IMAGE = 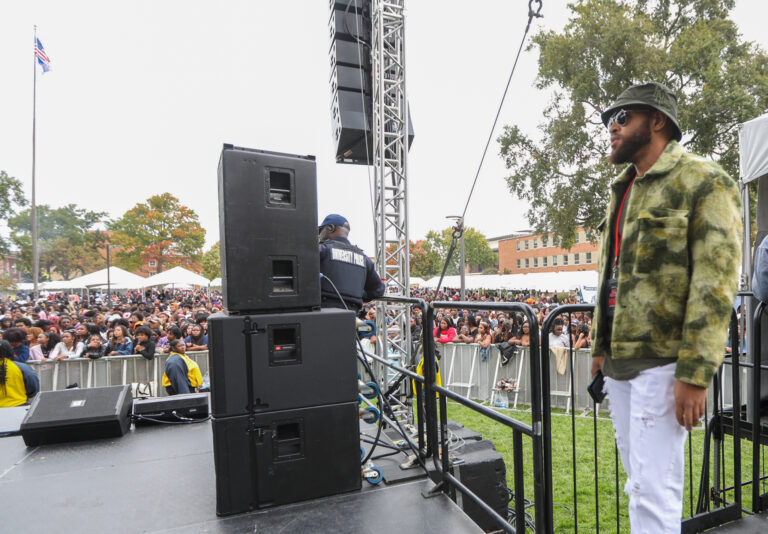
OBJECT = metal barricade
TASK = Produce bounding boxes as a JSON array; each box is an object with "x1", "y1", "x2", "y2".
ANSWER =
[
  {"x1": 27, "y1": 351, "x2": 210, "y2": 398},
  {"x1": 683, "y1": 304, "x2": 768, "y2": 531},
  {"x1": 426, "y1": 301, "x2": 548, "y2": 533},
  {"x1": 540, "y1": 304, "x2": 765, "y2": 533}
]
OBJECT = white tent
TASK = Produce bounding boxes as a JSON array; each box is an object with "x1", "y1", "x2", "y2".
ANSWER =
[
  {"x1": 67, "y1": 267, "x2": 147, "y2": 289},
  {"x1": 739, "y1": 113, "x2": 768, "y2": 183},
  {"x1": 421, "y1": 271, "x2": 598, "y2": 293},
  {"x1": 209, "y1": 277, "x2": 222, "y2": 287},
  {"x1": 409, "y1": 277, "x2": 427, "y2": 286},
  {"x1": 143, "y1": 266, "x2": 210, "y2": 288}
]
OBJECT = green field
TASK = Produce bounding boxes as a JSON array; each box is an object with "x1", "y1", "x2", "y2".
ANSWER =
[{"x1": 439, "y1": 401, "x2": 766, "y2": 533}]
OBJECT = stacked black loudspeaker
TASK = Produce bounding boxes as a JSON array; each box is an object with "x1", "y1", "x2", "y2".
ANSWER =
[{"x1": 210, "y1": 145, "x2": 362, "y2": 516}]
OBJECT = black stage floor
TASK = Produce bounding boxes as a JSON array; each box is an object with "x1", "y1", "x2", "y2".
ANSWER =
[
  {"x1": 705, "y1": 511, "x2": 768, "y2": 533},
  {"x1": 0, "y1": 420, "x2": 482, "y2": 534}
]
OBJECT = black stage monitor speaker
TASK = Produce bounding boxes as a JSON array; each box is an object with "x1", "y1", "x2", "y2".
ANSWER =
[
  {"x1": 428, "y1": 439, "x2": 509, "y2": 532},
  {"x1": 212, "y1": 401, "x2": 362, "y2": 516},
  {"x1": 20, "y1": 385, "x2": 132, "y2": 447},
  {"x1": 132, "y1": 393, "x2": 209, "y2": 425},
  {"x1": 207, "y1": 308, "x2": 358, "y2": 418},
  {"x1": 218, "y1": 146, "x2": 320, "y2": 314}
]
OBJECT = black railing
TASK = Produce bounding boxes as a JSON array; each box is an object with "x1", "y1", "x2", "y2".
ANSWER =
[
  {"x1": 427, "y1": 301, "x2": 547, "y2": 533},
  {"x1": 367, "y1": 297, "x2": 766, "y2": 532},
  {"x1": 540, "y1": 304, "x2": 623, "y2": 533},
  {"x1": 686, "y1": 302, "x2": 768, "y2": 531},
  {"x1": 683, "y1": 311, "x2": 743, "y2": 532},
  {"x1": 540, "y1": 305, "x2": 766, "y2": 533}
]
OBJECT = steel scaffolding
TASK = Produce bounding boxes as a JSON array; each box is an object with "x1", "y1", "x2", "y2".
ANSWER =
[{"x1": 372, "y1": 0, "x2": 412, "y2": 374}]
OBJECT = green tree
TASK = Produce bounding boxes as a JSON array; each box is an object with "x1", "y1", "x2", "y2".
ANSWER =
[
  {"x1": 109, "y1": 193, "x2": 206, "y2": 273},
  {"x1": 9, "y1": 204, "x2": 107, "y2": 280},
  {"x1": 201, "y1": 241, "x2": 221, "y2": 280},
  {"x1": 409, "y1": 239, "x2": 441, "y2": 279},
  {"x1": 0, "y1": 170, "x2": 28, "y2": 254},
  {"x1": 423, "y1": 227, "x2": 496, "y2": 276},
  {"x1": 498, "y1": 0, "x2": 768, "y2": 248}
]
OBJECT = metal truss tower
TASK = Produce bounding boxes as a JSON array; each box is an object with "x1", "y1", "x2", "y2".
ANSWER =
[{"x1": 372, "y1": 0, "x2": 411, "y2": 372}]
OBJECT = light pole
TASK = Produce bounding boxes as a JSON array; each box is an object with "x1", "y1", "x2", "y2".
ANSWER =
[
  {"x1": 447, "y1": 216, "x2": 466, "y2": 301},
  {"x1": 106, "y1": 245, "x2": 122, "y2": 298}
]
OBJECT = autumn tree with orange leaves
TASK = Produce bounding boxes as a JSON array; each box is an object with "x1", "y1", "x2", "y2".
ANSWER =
[{"x1": 109, "y1": 193, "x2": 205, "y2": 273}]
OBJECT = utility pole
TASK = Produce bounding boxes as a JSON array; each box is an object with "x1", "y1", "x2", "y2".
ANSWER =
[
  {"x1": 459, "y1": 230, "x2": 466, "y2": 301},
  {"x1": 106, "y1": 244, "x2": 121, "y2": 298},
  {"x1": 447, "y1": 216, "x2": 466, "y2": 301}
]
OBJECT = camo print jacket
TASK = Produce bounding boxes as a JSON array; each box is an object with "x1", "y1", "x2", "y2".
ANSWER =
[{"x1": 591, "y1": 141, "x2": 742, "y2": 388}]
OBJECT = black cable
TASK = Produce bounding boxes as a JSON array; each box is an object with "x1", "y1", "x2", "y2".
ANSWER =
[
  {"x1": 357, "y1": 343, "x2": 426, "y2": 470},
  {"x1": 320, "y1": 273, "x2": 386, "y2": 465},
  {"x1": 459, "y1": 0, "x2": 543, "y2": 220},
  {"x1": 132, "y1": 413, "x2": 211, "y2": 425},
  {"x1": 323, "y1": 272, "x2": 426, "y2": 470},
  {"x1": 360, "y1": 437, "x2": 400, "y2": 451},
  {"x1": 371, "y1": 450, "x2": 402, "y2": 461}
]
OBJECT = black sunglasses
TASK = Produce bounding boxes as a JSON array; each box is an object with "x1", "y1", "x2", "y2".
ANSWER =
[{"x1": 606, "y1": 108, "x2": 651, "y2": 129}]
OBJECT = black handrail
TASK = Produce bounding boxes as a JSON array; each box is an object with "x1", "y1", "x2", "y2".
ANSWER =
[
  {"x1": 426, "y1": 300, "x2": 546, "y2": 533},
  {"x1": 752, "y1": 300, "x2": 766, "y2": 512},
  {"x1": 540, "y1": 304, "x2": 600, "y2": 533}
]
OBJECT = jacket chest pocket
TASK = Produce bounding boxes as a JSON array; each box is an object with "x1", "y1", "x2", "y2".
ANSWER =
[{"x1": 632, "y1": 209, "x2": 689, "y2": 276}]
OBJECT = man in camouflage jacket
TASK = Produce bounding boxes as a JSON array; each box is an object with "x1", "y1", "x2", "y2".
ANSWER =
[{"x1": 591, "y1": 82, "x2": 742, "y2": 533}]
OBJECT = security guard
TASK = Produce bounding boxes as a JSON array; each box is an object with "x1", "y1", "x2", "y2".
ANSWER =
[
  {"x1": 0, "y1": 340, "x2": 40, "y2": 407},
  {"x1": 318, "y1": 214, "x2": 385, "y2": 312}
]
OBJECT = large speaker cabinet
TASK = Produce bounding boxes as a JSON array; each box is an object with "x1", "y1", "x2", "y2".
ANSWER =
[
  {"x1": 20, "y1": 385, "x2": 132, "y2": 446},
  {"x1": 427, "y1": 439, "x2": 509, "y2": 532},
  {"x1": 212, "y1": 401, "x2": 362, "y2": 516},
  {"x1": 207, "y1": 308, "x2": 358, "y2": 418},
  {"x1": 217, "y1": 145, "x2": 320, "y2": 314}
]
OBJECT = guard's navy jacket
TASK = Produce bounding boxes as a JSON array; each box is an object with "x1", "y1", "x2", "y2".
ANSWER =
[{"x1": 319, "y1": 237, "x2": 385, "y2": 310}]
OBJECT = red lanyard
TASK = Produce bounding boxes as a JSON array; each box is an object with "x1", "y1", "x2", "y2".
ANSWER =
[{"x1": 614, "y1": 178, "x2": 635, "y2": 267}]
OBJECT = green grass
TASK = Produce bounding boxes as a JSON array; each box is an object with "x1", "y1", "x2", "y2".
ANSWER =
[{"x1": 437, "y1": 401, "x2": 767, "y2": 533}]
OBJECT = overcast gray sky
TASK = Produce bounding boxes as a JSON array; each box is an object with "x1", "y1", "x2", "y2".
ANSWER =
[{"x1": 1, "y1": 1, "x2": 765, "y2": 256}]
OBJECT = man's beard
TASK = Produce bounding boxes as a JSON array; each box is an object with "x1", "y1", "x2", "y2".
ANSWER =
[{"x1": 609, "y1": 118, "x2": 651, "y2": 165}]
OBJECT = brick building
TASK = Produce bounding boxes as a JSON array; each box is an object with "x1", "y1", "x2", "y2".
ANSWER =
[
  {"x1": 497, "y1": 228, "x2": 599, "y2": 274},
  {"x1": 0, "y1": 253, "x2": 21, "y2": 284}
]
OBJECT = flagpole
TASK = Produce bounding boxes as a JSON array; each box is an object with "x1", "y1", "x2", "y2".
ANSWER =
[{"x1": 31, "y1": 25, "x2": 39, "y2": 299}]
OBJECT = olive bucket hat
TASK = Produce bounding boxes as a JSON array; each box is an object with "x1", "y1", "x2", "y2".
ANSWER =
[{"x1": 600, "y1": 82, "x2": 682, "y2": 141}]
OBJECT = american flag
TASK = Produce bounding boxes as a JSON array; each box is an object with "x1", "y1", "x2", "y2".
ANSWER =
[{"x1": 35, "y1": 37, "x2": 51, "y2": 73}]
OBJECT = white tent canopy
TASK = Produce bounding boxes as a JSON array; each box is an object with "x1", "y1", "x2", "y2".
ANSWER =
[
  {"x1": 143, "y1": 266, "x2": 210, "y2": 288},
  {"x1": 16, "y1": 280, "x2": 80, "y2": 291},
  {"x1": 67, "y1": 267, "x2": 147, "y2": 289},
  {"x1": 421, "y1": 271, "x2": 598, "y2": 293},
  {"x1": 739, "y1": 113, "x2": 768, "y2": 183},
  {"x1": 209, "y1": 277, "x2": 222, "y2": 287}
]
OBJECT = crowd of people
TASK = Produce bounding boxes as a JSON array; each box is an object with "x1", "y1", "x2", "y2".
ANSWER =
[
  {"x1": 0, "y1": 284, "x2": 593, "y2": 405},
  {"x1": 0, "y1": 288, "x2": 218, "y2": 360},
  {"x1": 0, "y1": 288, "x2": 217, "y2": 403},
  {"x1": 401, "y1": 286, "x2": 593, "y2": 352}
]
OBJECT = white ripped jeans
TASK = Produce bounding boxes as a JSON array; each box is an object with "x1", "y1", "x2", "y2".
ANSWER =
[{"x1": 605, "y1": 362, "x2": 688, "y2": 533}]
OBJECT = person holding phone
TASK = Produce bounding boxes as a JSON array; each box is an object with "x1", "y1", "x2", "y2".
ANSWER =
[{"x1": 591, "y1": 82, "x2": 741, "y2": 532}]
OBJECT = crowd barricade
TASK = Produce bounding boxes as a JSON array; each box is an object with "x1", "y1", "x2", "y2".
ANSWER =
[
  {"x1": 426, "y1": 300, "x2": 548, "y2": 533},
  {"x1": 441, "y1": 343, "x2": 599, "y2": 413},
  {"x1": 438, "y1": 340, "x2": 740, "y2": 415},
  {"x1": 27, "y1": 351, "x2": 210, "y2": 397}
]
